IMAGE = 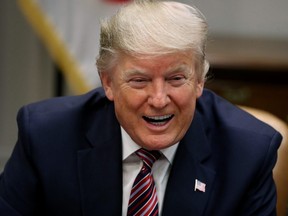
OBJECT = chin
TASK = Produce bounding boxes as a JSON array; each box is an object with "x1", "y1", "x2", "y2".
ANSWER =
[{"x1": 141, "y1": 140, "x2": 176, "y2": 150}]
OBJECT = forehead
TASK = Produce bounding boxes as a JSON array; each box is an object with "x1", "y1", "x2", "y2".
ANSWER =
[{"x1": 117, "y1": 52, "x2": 195, "y2": 72}]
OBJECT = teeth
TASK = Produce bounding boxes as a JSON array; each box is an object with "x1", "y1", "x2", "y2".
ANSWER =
[
  {"x1": 143, "y1": 115, "x2": 173, "y2": 124},
  {"x1": 147, "y1": 115, "x2": 172, "y2": 121}
]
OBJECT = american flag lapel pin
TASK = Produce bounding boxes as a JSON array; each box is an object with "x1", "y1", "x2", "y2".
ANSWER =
[{"x1": 194, "y1": 179, "x2": 206, "y2": 192}]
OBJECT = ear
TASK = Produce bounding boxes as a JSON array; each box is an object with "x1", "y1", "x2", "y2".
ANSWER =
[
  {"x1": 100, "y1": 72, "x2": 114, "y2": 101},
  {"x1": 196, "y1": 80, "x2": 204, "y2": 98}
]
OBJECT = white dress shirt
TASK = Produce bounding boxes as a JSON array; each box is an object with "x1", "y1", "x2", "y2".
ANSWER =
[{"x1": 121, "y1": 127, "x2": 178, "y2": 216}]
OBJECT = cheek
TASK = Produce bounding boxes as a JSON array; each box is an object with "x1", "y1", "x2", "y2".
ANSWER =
[
  {"x1": 173, "y1": 89, "x2": 198, "y2": 117},
  {"x1": 114, "y1": 90, "x2": 144, "y2": 112},
  {"x1": 113, "y1": 92, "x2": 145, "y2": 128}
]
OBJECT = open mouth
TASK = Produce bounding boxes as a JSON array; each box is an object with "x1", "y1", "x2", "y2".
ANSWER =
[{"x1": 143, "y1": 114, "x2": 174, "y2": 126}]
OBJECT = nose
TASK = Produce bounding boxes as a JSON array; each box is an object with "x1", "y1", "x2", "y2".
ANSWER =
[{"x1": 147, "y1": 80, "x2": 171, "y2": 109}]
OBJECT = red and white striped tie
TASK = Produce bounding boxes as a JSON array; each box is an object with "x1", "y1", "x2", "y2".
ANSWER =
[{"x1": 127, "y1": 148, "x2": 161, "y2": 216}]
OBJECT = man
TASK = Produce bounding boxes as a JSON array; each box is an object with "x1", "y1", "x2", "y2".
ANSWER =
[{"x1": 0, "y1": 0, "x2": 282, "y2": 215}]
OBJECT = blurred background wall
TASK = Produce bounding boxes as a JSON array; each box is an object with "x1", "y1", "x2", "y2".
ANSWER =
[
  {"x1": 0, "y1": 0, "x2": 55, "y2": 170},
  {"x1": 1, "y1": 0, "x2": 288, "y2": 171},
  {"x1": 188, "y1": 0, "x2": 288, "y2": 40}
]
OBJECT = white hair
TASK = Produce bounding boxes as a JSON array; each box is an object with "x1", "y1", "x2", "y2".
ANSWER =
[{"x1": 96, "y1": 0, "x2": 209, "y2": 80}]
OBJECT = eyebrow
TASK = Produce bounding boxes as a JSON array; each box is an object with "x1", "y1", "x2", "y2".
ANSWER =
[
  {"x1": 121, "y1": 69, "x2": 147, "y2": 82},
  {"x1": 122, "y1": 64, "x2": 192, "y2": 78},
  {"x1": 166, "y1": 64, "x2": 191, "y2": 75},
  {"x1": 124, "y1": 69, "x2": 147, "y2": 76}
]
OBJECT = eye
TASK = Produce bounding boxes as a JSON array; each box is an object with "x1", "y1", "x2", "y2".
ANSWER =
[
  {"x1": 171, "y1": 76, "x2": 184, "y2": 81},
  {"x1": 167, "y1": 75, "x2": 187, "y2": 86},
  {"x1": 128, "y1": 77, "x2": 149, "y2": 88}
]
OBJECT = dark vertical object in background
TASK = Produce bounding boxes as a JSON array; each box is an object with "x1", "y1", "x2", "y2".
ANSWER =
[{"x1": 54, "y1": 64, "x2": 64, "y2": 96}]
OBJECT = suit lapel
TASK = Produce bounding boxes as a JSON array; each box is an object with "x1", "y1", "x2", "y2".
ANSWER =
[
  {"x1": 77, "y1": 102, "x2": 123, "y2": 216},
  {"x1": 162, "y1": 113, "x2": 216, "y2": 216}
]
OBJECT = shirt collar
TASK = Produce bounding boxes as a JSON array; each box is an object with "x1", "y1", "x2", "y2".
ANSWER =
[{"x1": 121, "y1": 127, "x2": 179, "y2": 164}]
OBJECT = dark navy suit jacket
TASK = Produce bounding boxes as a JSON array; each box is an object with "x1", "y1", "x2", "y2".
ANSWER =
[{"x1": 0, "y1": 88, "x2": 282, "y2": 216}]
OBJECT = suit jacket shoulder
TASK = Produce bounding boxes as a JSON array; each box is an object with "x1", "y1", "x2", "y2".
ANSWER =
[
  {"x1": 16, "y1": 87, "x2": 110, "y2": 147},
  {"x1": 19, "y1": 87, "x2": 107, "y2": 119},
  {"x1": 197, "y1": 89, "x2": 280, "y2": 139}
]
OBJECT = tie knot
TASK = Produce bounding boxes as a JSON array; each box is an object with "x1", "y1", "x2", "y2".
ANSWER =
[{"x1": 136, "y1": 148, "x2": 161, "y2": 169}]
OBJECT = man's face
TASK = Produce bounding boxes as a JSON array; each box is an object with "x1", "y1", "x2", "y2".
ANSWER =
[{"x1": 101, "y1": 52, "x2": 204, "y2": 150}]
